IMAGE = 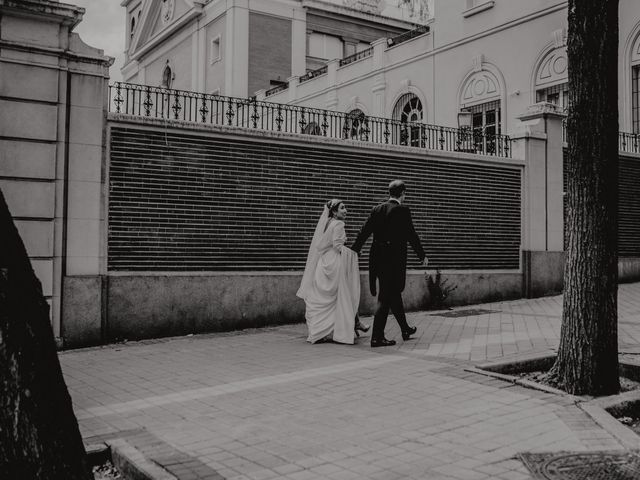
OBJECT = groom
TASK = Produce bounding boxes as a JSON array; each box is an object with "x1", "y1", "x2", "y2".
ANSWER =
[{"x1": 351, "y1": 180, "x2": 428, "y2": 347}]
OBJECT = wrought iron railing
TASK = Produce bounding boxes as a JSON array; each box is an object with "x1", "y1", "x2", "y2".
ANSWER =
[
  {"x1": 339, "y1": 47, "x2": 374, "y2": 67},
  {"x1": 108, "y1": 82, "x2": 512, "y2": 157},
  {"x1": 265, "y1": 83, "x2": 288, "y2": 97},
  {"x1": 299, "y1": 65, "x2": 328, "y2": 83},
  {"x1": 562, "y1": 119, "x2": 640, "y2": 154},
  {"x1": 387, "y1": 25, "x2": 430, "y2": 47},
  {"x1": 618, "y1": 132, "x2": 640, "y2": 154}
]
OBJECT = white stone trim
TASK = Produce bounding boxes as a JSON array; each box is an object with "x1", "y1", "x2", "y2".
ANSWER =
[
  {"x1": 209, "y1": 34, "x2": 222, "y2": 64},
  {"x1": 457, "y1": 59, "x2": 507, "y2": 131},
  {"x1": 623, "y1": 19, "x2": 640, "y2": 131},
  {"x1": 463, "y1": 0, "x2": 495, "y2": 18}
]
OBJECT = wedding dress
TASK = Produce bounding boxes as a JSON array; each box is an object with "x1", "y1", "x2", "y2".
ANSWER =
[{"x1": 296, "y1": 208, "x2": 360, "y2": 344}]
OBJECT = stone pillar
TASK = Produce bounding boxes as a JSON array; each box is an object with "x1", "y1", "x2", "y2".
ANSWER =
[
  {"x1": 287, "y1": 76, "x2": 299, "y2": 103},
  {"x1": 342, "y1": 37, "x2": 359, "y2": 57},
  {"x1": 224, "y1": 0, "x2": 249, "y2": 97},
  {"x1": 370, "y1": 39, "x2": 387, "y2": 117},
  {"x1": 0, "y1": 0, "x2": 112, "y2": 347},
  {"x1": 325, "y1": 59, "x2": 340, "y2": 109},
  {"x1": 514, "y1": 102, "x2": 566, "y2": 298},
  {"x1": 291, "y1": 7, "x2": 307, "y2": 77}
]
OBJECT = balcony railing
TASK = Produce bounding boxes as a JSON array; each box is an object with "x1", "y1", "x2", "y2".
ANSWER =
[
  {"x1": 265, "y1": 83, "x2": 288, "y2": 97},
  {"x1": 108, "y1": 82, "x2": 512, "y2": 157},
  {"x1": 562, "y1": 119, "x2": 640, "y2": 154},
  {"x1": 619, "y1": 132, "x2": 640, "y2": 154},
  {"x1": 339, "y1": 47, "x2": 373, "y2": 67},
  {"x1": 299, "y1": 65, "x2": 328, "y2": 83},
  {"x1": 387, "y1": 25, "x2": 430, "y2": 47}
]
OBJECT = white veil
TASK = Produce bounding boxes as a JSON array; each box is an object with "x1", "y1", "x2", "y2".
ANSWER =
[{"x1": 296, "y1": 205, "x2": 329, "y2": 300}]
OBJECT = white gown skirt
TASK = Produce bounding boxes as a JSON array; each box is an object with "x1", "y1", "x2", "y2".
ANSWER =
[{"x1": 305, "y1": 246, "x2": 360, "y2": 344}]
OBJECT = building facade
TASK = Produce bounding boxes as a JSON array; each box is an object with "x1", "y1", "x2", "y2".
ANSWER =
[
  {"x1": 0, "y1": 0, "x2": 112, "y2": 345},
  {"x1": 121, "y1": 0, "x2": 419, "y2": 98},
  {"x1": 259, "y1": 0, "x2": 640, "y2": 136}
]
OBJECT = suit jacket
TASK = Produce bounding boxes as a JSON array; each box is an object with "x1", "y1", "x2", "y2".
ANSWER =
[{"x1": 351, "y1": 200, "x2": 425, "y2": 296}]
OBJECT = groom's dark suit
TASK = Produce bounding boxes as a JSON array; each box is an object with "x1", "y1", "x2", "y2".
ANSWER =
[{"x1": 351, "y1": 198, "x2": 425, "y2": 342}]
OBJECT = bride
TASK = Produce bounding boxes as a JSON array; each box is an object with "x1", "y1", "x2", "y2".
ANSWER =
[{"x1": 296, "y1": 199, "x2": 369, "y2": 344}]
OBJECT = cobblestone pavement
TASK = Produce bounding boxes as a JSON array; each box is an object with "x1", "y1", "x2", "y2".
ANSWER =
[{"x1": 61, "y1": 282, "x2": 640, "y2": 480}]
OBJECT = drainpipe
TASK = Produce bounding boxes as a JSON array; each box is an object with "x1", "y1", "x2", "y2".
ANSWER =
[{"x1": 59, "y1": 69, "x2": 71, "y2": 343}]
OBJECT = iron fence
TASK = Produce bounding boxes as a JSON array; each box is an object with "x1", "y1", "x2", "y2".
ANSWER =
[
  {"x1": 387, "y1": 25, "x2": 430, "y2": 47},
  {"x1": 619, "y1": 131, "x2": 640, "y2": 154},
  {"x1": 109, "y1": 82, "x2": 512, "y2": 157},
  {"x1": 562, "y1": 119, "x2": 640, "y2": 154},
  {"x1": 265, "y1": 83, "x2": 288, "y2": 97},
  {"x1": 339, "y1": 47, "x2": 373, "y2": 67},
  {"x1": 299, "y1": 65, "x2": 328, "y2": 84}
]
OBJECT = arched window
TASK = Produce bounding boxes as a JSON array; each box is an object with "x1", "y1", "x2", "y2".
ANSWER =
[
  {"x1": 459, "y1": 67, "x2": 503, "y2": 154},
  {"x1": 393, "y1": 93, "x2": 424, "y2": 147},
  {"x1": 534, "y1": 46, "x2": 568, "y2": 113},
  {"x1": 344, "y1": 109, "x2": 368, "y2": 140},
  {"x1": 161, "y1": 64, "x2": 173, "y2": 89},
  {"x1": 130, "y1": 17, "x2": 136, "y2": 39}
]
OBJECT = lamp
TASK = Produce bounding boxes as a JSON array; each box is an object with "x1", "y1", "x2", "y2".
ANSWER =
[
  {"x1": 457, "y1": 109, "x2": 472, "y2": 129},
  {"x1": 456, "y1": 109, "x2": 473, "y2": 152}
]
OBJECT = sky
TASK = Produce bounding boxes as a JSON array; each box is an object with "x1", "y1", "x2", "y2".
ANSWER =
[
  {"x1": 72, "y1": 0, "x2": 126, "y2": 82},
  {"x1": 69, "y1": 0, "x2": 431, "y2": 84}
]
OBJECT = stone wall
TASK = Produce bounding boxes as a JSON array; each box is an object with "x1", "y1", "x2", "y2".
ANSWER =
[
  {"x1": 62, "y1": 115, "x2": 525, "y2": 347},
  {"x1": 0, "y1": 0, "x2": 112, "y2": 344}
]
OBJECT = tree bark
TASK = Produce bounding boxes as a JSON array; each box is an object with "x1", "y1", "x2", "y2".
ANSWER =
[
  {"x1": 552, "y1": 0, "x2": 620, "y2": 396},
  {"x1": 0, "y1": 188, "x2": 91, "y2": 479}
]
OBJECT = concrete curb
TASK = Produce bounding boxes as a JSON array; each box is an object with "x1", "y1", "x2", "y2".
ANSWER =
[
  {"x1": 578, "y1": 402, "x2": 640, "y2": 449},
  {"x1": 464, "y1": 366, "x2": 580, "y2": 400},
  {"x1": 86, "y1": 443, "x2": 110, "y2": 467},
  {"x1": 107, "y1": 438, "x2": 177, "y2": 480},
  {"x1": 467, "y1": 354, "x2": 640, "y2": 449}
]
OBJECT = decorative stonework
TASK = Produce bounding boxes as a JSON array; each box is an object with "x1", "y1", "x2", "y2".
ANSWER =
[
  {"x1": 535, "y1": 47, "x2": 568, "y2": 88},
  {"x1": 161, "y1": 0, "x2": 175, "y2": 25},
  {"x1": 461, "y1": 71, "x2": 500, "y2": 105},
  {"x1": 552, "y1": 28, "x2": 566, "y2": 49},
  {"x1": 342, "y1": 0, "x2": 384, "y2": 14},
  {"x1": 632, "y1": 34, "x2": 640, "y2": 64},
  {"x1": 517, "y1": 102, "x2": 566, "y2": 123}
]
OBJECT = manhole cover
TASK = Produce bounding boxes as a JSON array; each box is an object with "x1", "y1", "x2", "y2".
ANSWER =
[
  {"x1": 429, "y1": 308, "x2": 499, "y2": 318},
  {"x1": 519, "y1": 451, "x2": 640, "y2": 479}
]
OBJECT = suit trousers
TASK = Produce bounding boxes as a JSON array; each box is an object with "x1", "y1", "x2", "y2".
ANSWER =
[{"x1": 372, "y1": 288, "x2": 410, "y2": 340}]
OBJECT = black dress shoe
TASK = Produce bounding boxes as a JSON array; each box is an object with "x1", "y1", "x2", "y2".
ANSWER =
[
  {"x1": 402, "y1": 326, "x2": 417, "y2": 341},
  {"x1": 371, "y1": 338, "x2": 396, "y2": 348}
]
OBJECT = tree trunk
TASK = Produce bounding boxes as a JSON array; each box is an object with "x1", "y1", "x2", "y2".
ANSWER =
[
  {"x1": 0, "y1": 188, "x2": 91, "y2": 479},
  {"x1": 552, "y1": 0, "x2": 620, "y2": 396}
]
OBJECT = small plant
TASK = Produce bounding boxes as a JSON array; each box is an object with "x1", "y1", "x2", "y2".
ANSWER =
[{"x1": 426, "y1": 270, "x2": 457, "y2": 309}]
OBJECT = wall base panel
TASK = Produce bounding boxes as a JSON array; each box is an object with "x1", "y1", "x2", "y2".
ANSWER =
[
  {"x1": 59, "y1": 270, "x2": 522, "y2": 345},
  {"x1": 62, "y1": 276, "x2": 106, "y2": 348}
]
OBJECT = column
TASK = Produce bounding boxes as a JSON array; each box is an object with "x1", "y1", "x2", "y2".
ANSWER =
[
  {"x1": 224, "y1": 0, "x2": 250, "y2": 97},
  {"x1": 291, "y1": 7, "x2": 307, "y2": 77},
  {"x1": 514, "y1": 102, "x2": 567, "y2": 297}
]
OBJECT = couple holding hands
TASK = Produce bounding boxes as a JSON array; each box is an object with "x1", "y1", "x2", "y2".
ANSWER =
[{"x1": 296, "y1": 180, "x2": 428, "y2": 348}]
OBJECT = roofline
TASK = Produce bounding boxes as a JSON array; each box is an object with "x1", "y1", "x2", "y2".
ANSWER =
[{"x1": 302, "y1": 0, "x2": 422, "y2": 30}]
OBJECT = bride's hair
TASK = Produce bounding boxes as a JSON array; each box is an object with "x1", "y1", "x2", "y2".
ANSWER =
[{"x1": 326, "y1": 198, "x2": 343, "y2": 218}]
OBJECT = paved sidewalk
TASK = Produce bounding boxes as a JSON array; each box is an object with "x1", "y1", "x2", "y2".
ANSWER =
[{"x1": 61, "y1": 282, "x2": 640, "y2": 480}]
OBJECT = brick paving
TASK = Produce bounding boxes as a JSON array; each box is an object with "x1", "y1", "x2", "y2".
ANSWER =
[{"x1": 61, "y1": 282, "x2": 640, "y2": 480}]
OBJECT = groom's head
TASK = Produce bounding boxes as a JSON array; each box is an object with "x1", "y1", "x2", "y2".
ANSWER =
[{"x1": 388, "y1": 180, "x2": 406, "y2": 201}]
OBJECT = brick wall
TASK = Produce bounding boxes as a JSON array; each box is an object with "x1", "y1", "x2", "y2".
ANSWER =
[
  {"x1": 620, "y1": 154, "x2": 640, "y2": 257},
  {"x1": 108, "y1": 123, "x2": 522, "y2": 272},
  {"x1": 248, "y1": 13, "x2": 291, "y2": 96},
  {"x1": 563, "y1": 151, "x2": 640, "y2": 257}
]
